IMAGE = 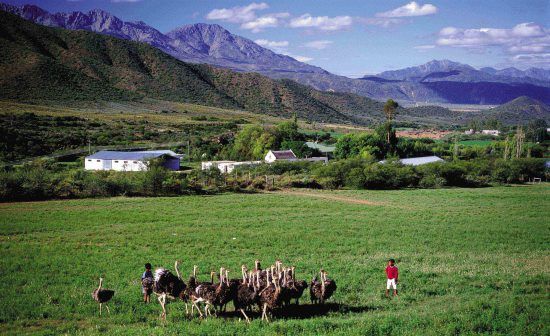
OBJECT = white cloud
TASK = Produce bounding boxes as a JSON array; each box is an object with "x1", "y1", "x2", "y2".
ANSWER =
[
  {"x1": 206, "y1": 2, "x2": 268, "y2": 24},
  {"x1": 414, "y1": 45, "x2": 435, "y2": 51},
  {"x1": 254, "y1": 39, "x2": 289, "y2": 49},
  {"x1": 363, "y1": 17, "x2": 404, "y2": 28},
  {"x1": 288, "y1": 54, "x2": 313, "y2": 62},
  {"x1": 254, "y1": 39, "x2": 289, "y2": 48},
  {"x1": 377, "y1": 2, "x2": 437, "y2": 18},
  {"x1": 241, "y1": 12, "x2": 289, "y2": 32},
  {"x1": 436, "y1": 22, "x2": 549, "y2": 51},
  {"x1": 289, "y1": 14, "x2": 353, "y2": 31},
  {"x1": 304, "y1": 40, "x2": 333, "y2": 50},
  {"x1": 435, "y1": 22, "x2": 550, "y2": 67}
]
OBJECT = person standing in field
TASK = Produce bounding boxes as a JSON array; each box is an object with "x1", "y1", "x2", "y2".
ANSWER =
[
  {"x1": 385, "y1": 258, "x2": 398, "y2": 297},
  {"x1": 141, "y1": 263, "x2": 154, "y2": 303}
]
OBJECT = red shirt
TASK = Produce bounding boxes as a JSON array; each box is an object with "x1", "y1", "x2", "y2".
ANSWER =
[{"x1": 386, "y1": 266, "x2": 398, "y2": 280}]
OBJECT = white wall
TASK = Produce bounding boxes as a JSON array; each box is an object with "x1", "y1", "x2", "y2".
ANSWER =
[
  {"x1": 84, "y1": 158, "x2": 148, "y2": 171},
  {"x1": 265, "y1": 151, "x2": 276, "y2": 163},
  {"x1": 111, "y1": 160, "x2": 148, "y2": 171},
  {"x1": 85, "y1": 158, "x2": 105, "y2": 170}
]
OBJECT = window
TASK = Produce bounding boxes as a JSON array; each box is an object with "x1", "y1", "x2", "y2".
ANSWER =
[
  {"x1": 96, "y1": 160, "x2": 100, "y2": 162},
  {"x1": 87, "y1": 159, "x2": 92, "y2": 162},
  {"x1": 114, "y1": 161, "x2": 119, "y2": 163},
  {"x1": 133, "y1": 161, "x2": 138, "y2": 164},
  {"x1": 124, "y1": 161, "x2": 128, "y2": 163}
]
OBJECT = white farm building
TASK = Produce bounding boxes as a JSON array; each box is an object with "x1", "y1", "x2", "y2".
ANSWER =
[{"x1": 85, "y1": 150, "x2": 181, "y2": 171}]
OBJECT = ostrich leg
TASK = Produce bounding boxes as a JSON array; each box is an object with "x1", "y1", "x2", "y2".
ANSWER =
[
  {"x1": 99, "y1": 303, "x2": 102, "y2": 316},
  {"x1": 105, "y1": 304, "x2": 111, "y2": 315},
  {"x1": 240, "y1": 309, "x2": 251, "y2": 324}
]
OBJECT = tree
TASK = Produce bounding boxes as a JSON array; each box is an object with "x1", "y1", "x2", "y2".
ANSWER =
[
  {"x1": 383, "y1": 99, "x2": 399, "y2": 123},
  {"x1": 382, "y1": 99, "x2": 399, "y2": 147}
]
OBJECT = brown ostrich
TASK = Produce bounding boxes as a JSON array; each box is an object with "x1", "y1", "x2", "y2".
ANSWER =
[
  {"x1": 310, "y1": 269, "x2": 336, "y2": 304},
  {"x1": 258, "y1": 267, "x2": 283, "y2": 322},
  {"x1": 321, "y1": 270, "x2": 337, "y2": 302},
  {"x1": 287, "y1": 266, "x2": 308, "y2": 305},
  {"x1": 193, "y1": 268, "x2": 226, "y2": 317},
  {"x1": 233, "y1": 266, "x2": 260, "y2": 323},
  {"x1": 92, "y1": 277, "x2": 114, "y2": 315}
]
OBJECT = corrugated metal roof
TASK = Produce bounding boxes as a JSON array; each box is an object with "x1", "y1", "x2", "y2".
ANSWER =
[
  {"x1": 85, "y1": 150, "x2": 179, "y2": 161},
  {"x1": 380, "y1": 156, "x2": 444, "y2": 166},
  {"x1": 271, "y1": 150, "x2": 297, "y2": 159}
]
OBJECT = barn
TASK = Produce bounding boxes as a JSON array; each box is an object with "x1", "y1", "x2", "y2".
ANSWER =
[{"x1": 84, "y1": 150, "x2": 181, "y2": 171}]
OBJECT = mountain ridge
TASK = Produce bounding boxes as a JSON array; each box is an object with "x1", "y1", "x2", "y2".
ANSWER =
[{"x1": 2, "y1": 3, "x2": 550, "y2": 106}]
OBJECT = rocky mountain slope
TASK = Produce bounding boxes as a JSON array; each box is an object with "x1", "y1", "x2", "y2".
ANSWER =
[
  {"x1": 3, "y1": 3, "x2": 549, "y2": 106},
  {"x1": 0, "y1": 10, "x2": 389, "y2": 124}
]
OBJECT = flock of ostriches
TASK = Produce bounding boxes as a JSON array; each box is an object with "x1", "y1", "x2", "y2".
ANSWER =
[{"x1": 93, "y1": 260, "x2": 336, "y2": 322}]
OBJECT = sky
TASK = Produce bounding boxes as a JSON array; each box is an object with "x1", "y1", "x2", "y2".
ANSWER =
[{"x1": 4, "y1": 0, "x2": 549, "y2": 76}]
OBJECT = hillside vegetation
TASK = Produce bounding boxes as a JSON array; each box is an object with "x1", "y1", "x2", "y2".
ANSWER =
[{"x1": 0, "y1": 10, "x2": 377, "y2": 125}]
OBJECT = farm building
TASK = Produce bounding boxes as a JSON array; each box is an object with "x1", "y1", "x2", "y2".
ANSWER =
[
  {"x1": 481, "y1": 130, "x2": 500, "y2": 136},
  {"x1": 380, "y1": 156, "x2": 444, "y2": 166},
  {"x1": 201, "y1": 160, "x2": 262, "y2": 173},
  {"x1": 85, "y1": 150, "x2": 181, "y2": 171},
  {"x1": 264, "y1": 150, "x2": 297, "y2": 163}
]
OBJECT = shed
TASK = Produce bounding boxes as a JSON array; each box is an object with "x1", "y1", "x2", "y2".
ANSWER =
[{"x1": 85, "y1": 150, "x2": 180, "y2": 171}]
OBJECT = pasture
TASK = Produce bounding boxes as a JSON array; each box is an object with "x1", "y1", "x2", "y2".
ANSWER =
[{"x1": 0, "y1": 185, "x2": 549, "y2": 335}]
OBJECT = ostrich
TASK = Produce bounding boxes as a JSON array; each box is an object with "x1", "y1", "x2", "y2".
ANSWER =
[
  {"x1": 193, "y1": 268, "x2": 226, "y2": 317},
  {"x1": 153, "y1": 261, "x2": 187, "y2": 319},
  {"x1": 92, "y1": 277, "x2": 114, "y2": 315},
  {"x1": 321, "y1": 270, "x2": 337, "y2": 302},
  {"x1": 215, "y1": 269, "x2": 238, "y2": 313},
  {"x1": 233, "y1": 266, "x2": 260, "y2": 323},
  {"x1": 310, "y1": 269, "x2": 336, "y2": 304},
  {"x1": 287, "y1": 266, "x2": 308, "y2": 305},
  {"x1": 258, "y1": 268, "x2": 283, "y2": 322}
]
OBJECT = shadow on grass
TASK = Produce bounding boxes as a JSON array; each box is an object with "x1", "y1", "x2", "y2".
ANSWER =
[{"x1": 212, "y1": 302, "x2": 381, "y2": 320}]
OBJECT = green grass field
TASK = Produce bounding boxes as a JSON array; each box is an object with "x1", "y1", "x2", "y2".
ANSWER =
[{"x1": 1, "y1": 185, "x2": 549, "y2": 335}]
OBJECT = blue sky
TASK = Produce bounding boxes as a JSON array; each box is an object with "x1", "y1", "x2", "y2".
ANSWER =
[{"x1": 4, "y1": 0, "x2": 549, "y2": 75}]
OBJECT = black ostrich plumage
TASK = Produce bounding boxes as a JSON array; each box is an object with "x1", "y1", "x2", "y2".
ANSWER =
[
  {"x1": 154, "y1": 269, "x2": 186, "y2": 299},
  {"x1": 92, "y1": 288, "x2": 114, "y2": 303}
]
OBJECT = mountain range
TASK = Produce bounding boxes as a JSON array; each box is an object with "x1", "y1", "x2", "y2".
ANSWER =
[
  {"x1": 2, "y1": 2, "x2": 549, "y2": 106},
  {"x1": 0, "y1": 7, "x2": 548, "y2": 126}
]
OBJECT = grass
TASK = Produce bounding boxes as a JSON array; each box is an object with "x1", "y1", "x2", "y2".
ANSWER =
[{"x1": 0, "y1": 185, "x2": 548, "y2": 335}]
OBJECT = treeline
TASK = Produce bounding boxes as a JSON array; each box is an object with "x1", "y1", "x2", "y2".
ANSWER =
[
  {"x1": 1, "y1": 158, "x2": 547, "y2": 201},
  {"x1": 0, "y1": 113, "x2": 238, "y2": 162}
]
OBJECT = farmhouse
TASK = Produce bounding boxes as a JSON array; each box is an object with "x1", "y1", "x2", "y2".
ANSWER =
[
  {"x1": 380, "y1": 156, "x2": 444, "y2": 166},
  {"x1": 264, "y1": 150, "x2": 297, "y2": 163},
  {"x1": 85, "y1": 150, "x2": 181, "y2": 171}
]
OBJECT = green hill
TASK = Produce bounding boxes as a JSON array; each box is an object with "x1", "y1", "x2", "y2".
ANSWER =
[
  {"x1": 0, "y1": 10, "x2": 390, "y2": 124},
  {"x1": 483, "y1": 96, "x2": 550, "y2": 124}
]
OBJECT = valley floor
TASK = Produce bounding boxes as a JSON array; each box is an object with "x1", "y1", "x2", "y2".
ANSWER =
[{"x1": 0, "y1": 185, "x2": 548, "y2": 335}]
